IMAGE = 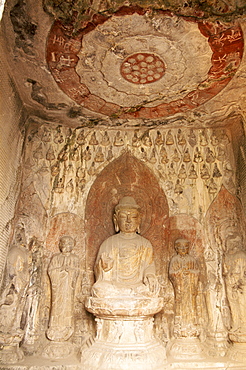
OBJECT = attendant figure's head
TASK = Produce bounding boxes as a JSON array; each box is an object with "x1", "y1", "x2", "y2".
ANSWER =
[
  {"x1": 113, "y1": 196, "x2": 141, "y2": 234},
  {"x1": 225, "y1": 232, "x2": 242, "y2": 254},
  {"x1": 59, "y1": 236, "x2": 75, "y2": 255},
  {"x1": 174, "y1": 238, "x2": 190, "y2": 257}
]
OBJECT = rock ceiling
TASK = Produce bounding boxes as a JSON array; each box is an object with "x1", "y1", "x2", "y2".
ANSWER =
[{"x1": 1, "y1": 0, "x2": 246, "y2": 127}]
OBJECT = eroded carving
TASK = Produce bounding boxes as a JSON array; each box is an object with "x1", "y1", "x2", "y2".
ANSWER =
[
  {"x1": 83, "y1": 196, "x2": 166, "y2": 369},
  {"x1": 168, "y1": 238, "x2": 204, "y2": 359},
  {"x1": 0, "y1": 227, "x2": 29, "y2": 364},
  {"x1": 43, "y1": 236, "x2": 79, "y2": 359},
  {"x1": 92, "y1": 196, "x2": 159, "y2": 299}
]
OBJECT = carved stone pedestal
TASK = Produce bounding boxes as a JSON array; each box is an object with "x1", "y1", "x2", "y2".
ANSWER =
[
  {"x1": 205, "y1": 334, "x2": 230, "y2": 357},
  {"x1": 227, "y1": 342, "x2": 246, "y2": 363},
  {"x1": 82, "y1": 296, "x2": 166, "y2": 370},
  {"x1": 0, "y1": 331, "x2": 24, "y2": 364},
  {"x1": 168, "y1": 337, "x2": 204, "y2": 360},
  {"x1": 42, "y1": 341, "x2": 75, "y2": 360}
]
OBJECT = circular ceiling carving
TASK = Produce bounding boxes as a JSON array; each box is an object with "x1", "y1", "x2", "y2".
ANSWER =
[
  {"x1": 46, "y1": 7, "x2": 244, "y2": 119},
  {"x1": 120, "y1": 53, "x2": 165, "y2": 84}
]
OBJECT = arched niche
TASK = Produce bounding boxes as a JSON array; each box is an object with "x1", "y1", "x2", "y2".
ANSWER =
[
  {"x1": 85, "y1": 152, "x2": 169, "y2": 274},
  {"x1": 205, "y1": 185, "x2": 246, "y2": 252}
]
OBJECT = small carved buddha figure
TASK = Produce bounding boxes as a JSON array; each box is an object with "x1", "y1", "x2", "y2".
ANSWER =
[
  {"x1": 183, "y1": 148, "x2": 191, "y2": 163},
  {"x1": 200, "y1": 163, "x2": 210, "y2": 179},
  {"x1": 155, "y1": 131, "x2": 164, "y2": 146},
  {"x1": 223, "y1": 233, "x2": 246, "y2": 339},
  {"x1": 217, "y1": 146, "x2": 226, "y2": 161},
  {"x1": 46, "y1": 236, "x2": 79, "y2": 342},
  {"x1": 169, "y1": 238, "x2": 200, "y2": 338},
  {"x1": 54, "y1": 127, "x2": 64, "y2": 144},
  {"x1": 188, "y1": 129, "x2": 197, "y2": 147},
  {"x1": 212, "y1": 163, "x2": 222, "y2": 178},
  {"x1": 168, "y1": 162, "x2": 176, "y2": 177},
  {"x1": 160, "y1": 146, "x2": 169, "y2": 164},
  {"x1": 94, "y1": 147, "x2": 104, "y2": 163},
  {"x1": 149, "y1": 149, "x2": 157, "y2": 164},
  {"x1": 205, "y1": 147, "x2": 215, "y2": 163},
  {"x1": 172, "y1": 149, "x2": 180, "y2": 163},
  {"x1": 91, "y1": 196, "x2": 159, "y2": 298},
  {"x1": 177, "y1": 129, "x2": 186, "y2": 146},
  {"x1": 142, "y1": 131, "x2": 152, "y2": 147},
  {"x1": 210, "y1": 130, "x2": 218, "y2": 146},
  {"x1": 54, "y1": 176, "x2": 65, "y2": 193},
  {"x1": 188, "y1": 164, "x2": 198, "y2": 180},
  {"x1": 89, "y1": 132, "x2": 99, "y2": 146},
  {"x1": 178, "y1": 164, "x2": 187, "y2": 183},
  {"x1": 76, "y1": 129, "x2": 85, "y2": 145},
  {"x1": 199, "y1": 129, "x2": 208, "y2": 146},
  {"x1": 101, "y1": 131, "x2": 110, "y2": 146},
  {"x1": 46, "y1": 145, "x2": 55, "y2": 162},
  {"x1": 166, "y1": 130, "x2": 174, "y2": 145},
  {"x1": 42, "y1": 128, "x2": 52, "y2": 143},
  {"x1": 207, "y1": 178, "x2": 217, "y2": 197},
  {"x1": 84, "y1": 146, "x2": 92, "y2": 161},
  {"x1": 132, "y1": 131, "x2": 141, "y2": 147},
  {"x1": 33, "y1": 143, "x2": 44, "y2": 160},
  {"x1": 70, "y1": 146, "x2": 80, "y2": 161},
  {"x1": 193, "y1": 147, "x2": 203, "y2": 163},
  {"x1": 114, "y1": 131, "x2": 124, "y2": 146},
  {"x1": 218, "y1": 129, "x2": 230, "y2": 145}
]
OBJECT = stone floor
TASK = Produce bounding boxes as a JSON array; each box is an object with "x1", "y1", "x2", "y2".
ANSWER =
[{"x1": 1, "y1": 356, "x2": 246, "y2": 370}]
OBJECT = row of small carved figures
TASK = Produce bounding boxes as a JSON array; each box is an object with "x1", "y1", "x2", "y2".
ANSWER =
[
  {"x1": 34, "y1": 127, "x2": 230, "y2": 149},
  {"x1": 50, "y1": 161, "x2": 224, "y2": 195},
  {"x1": 33, "y1": 142, "x2": 227, "y2": 167}
]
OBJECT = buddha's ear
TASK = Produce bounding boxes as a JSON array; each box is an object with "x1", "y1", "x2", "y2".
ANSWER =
[
  {"x1": 137, "y1": 225, "x2": 140, "y2": 234},
  {"x1": 113, "y1": 214, "x2": 119, "y2": 232}
]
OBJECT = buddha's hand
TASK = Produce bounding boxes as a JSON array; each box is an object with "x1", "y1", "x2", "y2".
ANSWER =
[
  {"x1": 144, "y1": 274, "x2": 159, "y2": 295},
  {"x1": 100, "y1": 253, "x2": 114, "y2": 272}
]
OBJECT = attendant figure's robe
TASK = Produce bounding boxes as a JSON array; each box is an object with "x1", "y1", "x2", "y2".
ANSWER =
[
  {"x1": 169, "y1": 254, "x2": 200, "y2": 328},
  {"x1": 47, "y1": 252, "x2": 79, "y2": 341}
]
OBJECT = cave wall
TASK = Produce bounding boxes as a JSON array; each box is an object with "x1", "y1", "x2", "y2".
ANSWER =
[
  {"x1": 3, "y1": 117, "x2": 243, "y2": 350},
  {"x1": 0, "y1": 32, "x2": 25, "y2": 289}
]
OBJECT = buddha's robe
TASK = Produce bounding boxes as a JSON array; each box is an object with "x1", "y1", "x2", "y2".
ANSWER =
[{"x1": 92, "y1": 232, "x2": 156, "y2": 298}]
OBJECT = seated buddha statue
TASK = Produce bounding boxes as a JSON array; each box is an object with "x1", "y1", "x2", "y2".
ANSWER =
[{"x1": 91, "y1": 196, "x2": 159, "y2": 298}]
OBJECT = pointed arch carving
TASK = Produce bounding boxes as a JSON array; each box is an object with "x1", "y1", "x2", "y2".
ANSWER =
[
  {"x1": 205, "y1": 185, "x2": 246, "y2": 252},
  {"x1": 85, "y1": 152, "x2": 169, "y2": 273}
]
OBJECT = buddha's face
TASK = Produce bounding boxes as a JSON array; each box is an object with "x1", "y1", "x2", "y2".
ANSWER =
[
  {"x1": 116, "y1": 208, "x2": 140, "y2": 234},
  {"x1": 175, "y1": 239, "x2": 190, "y2": 256},
  {"x1": 59, "y1": 237, "x2": 74, "y2": 254}
]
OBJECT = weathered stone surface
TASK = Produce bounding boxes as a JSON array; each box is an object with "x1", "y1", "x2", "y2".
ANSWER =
[
  {"x1": 2, "y1": 0, "x2": 246, "y2": 366},
  {"x1": 82, "y1": 197, "x2": 166, "y2": 369},
  {"x1": 47, "y1": 12, "x2": 243, "y2": 119}
]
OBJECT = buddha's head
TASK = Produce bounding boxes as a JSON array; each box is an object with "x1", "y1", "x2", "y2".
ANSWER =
[
  {"x1": 114, "y1": 196, "x2": 141, "y2": 234},
  {"x1": 59, "y1": 236, "x2": 75, "y2": 254},
  {"x1": 174, "y1": 238, "x2": 190, "y2": 256}
]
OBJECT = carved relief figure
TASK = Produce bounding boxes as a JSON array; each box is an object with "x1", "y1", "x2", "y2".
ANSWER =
[
  {"x1": 22, "y1": 238, "x2": 43, "y2": 350},
  {"x1": 0, "y1": 243, "x2": 29, "y2": 334},
  {"x1": 0, "y1": 227, "x2": 30, "y2": 363},
  {"x1": 46, "y1": 236, "x2": 79, "y2": 342},
  {"x1": 223, "y1": 233, "x2": 246, "y2": 339},
  {"x1": 83, "y1": 196, "x2": 166, "y2": 369},
  {"x1": 169, "y1": 238, "x2": 200, "y2": 337},
  {"x1": 91, "y1": 196, "x2": 159, "y2": 298}
]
